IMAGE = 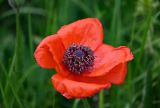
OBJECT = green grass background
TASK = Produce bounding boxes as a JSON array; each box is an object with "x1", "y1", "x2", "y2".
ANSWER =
[{"x1": 0, "y1": 0, "x2": 160, "y2": 108}]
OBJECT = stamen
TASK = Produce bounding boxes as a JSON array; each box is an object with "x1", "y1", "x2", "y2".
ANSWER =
[{"x1": 63, "y1": 44, "x2": 94, "y2": 74}]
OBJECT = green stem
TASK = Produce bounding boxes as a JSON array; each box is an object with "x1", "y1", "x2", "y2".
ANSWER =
[
  {"x1": 4, "y1": 4, "x2": 23, "y2": 108},
  {"x1": 4, "y1": 53, "x2": 16, "y2": 92},
  {"x1": 10, "y1": 81, "x2": 23, "y2": 107},
  {"x1": 128, "y1": 15, "x2": 136, "y2": 47},
  {"x1": 82, "y1": 98, "x2": 90, "y2": 108},
  {"x1": 0, "y1": 77, "x2": 8, "y2": 108},
  {"x1": 15, "y1": 5, "x2": 22, "y2": 71},
  {"x1": 28, "y1": 12, "x2": 33, "y2": 58},
  {"x1": 72, "y1": 99, "x2": 80, "y2": 108},
  {"x1": 99, "y1": 90, "x2": 104, "y2": 108}
]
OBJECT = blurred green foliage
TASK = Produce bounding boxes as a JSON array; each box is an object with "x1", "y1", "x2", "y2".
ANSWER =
[{"x1": 0, "y1": 0, "x2": 160, "y2": 108}]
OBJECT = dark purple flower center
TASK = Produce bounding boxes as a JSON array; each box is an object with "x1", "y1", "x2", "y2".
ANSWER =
[
  {"x1": 74, "y1": 50, "x2": 85, "y2": 58},
  {"x1": 63, "y1": 43, "x2": 95, "y2": 74}
]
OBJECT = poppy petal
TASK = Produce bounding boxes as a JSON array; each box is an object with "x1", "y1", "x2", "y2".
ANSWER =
[
  {"x1": 66, "y1": 63, "x2": 127, "y2": 85},
  {"x1": 57, "y1": 18, "x2": 103, "y2": 50},
  {"x1": 34, "y1": 46, "x2": 55, "y2": 68},
  {"x1": 34, "y1": 35, "x2": 66, "y2": 72},
  {"x1": 52, "y1": 74, "x2": 111, "y2": 99},
  {"x1": 105, "y1": 63, "x2": 127, "y2": 84},
  {"x1": 82, "y1": 44, "x2": 133, "y2": 77}
]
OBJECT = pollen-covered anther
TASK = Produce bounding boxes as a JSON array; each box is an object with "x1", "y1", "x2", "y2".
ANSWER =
[{"x1": 63, "y1": 43, "x2": 95, "y2": 74}]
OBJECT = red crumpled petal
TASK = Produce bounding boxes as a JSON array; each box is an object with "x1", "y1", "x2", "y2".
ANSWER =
[
  {"x1": 54, "y1": 62, "x2": 127, "y2": 86},
  {"x1": 105, "y1": 63, "x2": 127, "y2": 84},
  {"x1": 82, "y1": 44, "x2": 133, "y2": 77},
  {"x1": 52, "y1": 74, "x2": 111, "y2": 99},
  {"x1": 57, "y1": 18, "x2": 103, "y2": 51},
  {"x1": 34, "y1": 34, "x2": 69, "y2": 76},
  {"x1": 34, "y1": 46, "x2": 55, "y2": 69}
]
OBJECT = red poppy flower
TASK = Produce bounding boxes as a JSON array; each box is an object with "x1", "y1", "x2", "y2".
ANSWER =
[{"x1": 34, "y1": 18, "x2": 134, "y2": 99}]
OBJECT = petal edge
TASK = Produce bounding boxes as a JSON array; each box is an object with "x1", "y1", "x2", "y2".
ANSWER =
[
  {"x1": 82, "y1": 44, "x2": 133, "y2": 77},
  {"x1": 57, "y1": 18, "x2": 103, "y2": 51},
  {"x1": 52, "y1": 74, "x2": 111, "y2": 99}
]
